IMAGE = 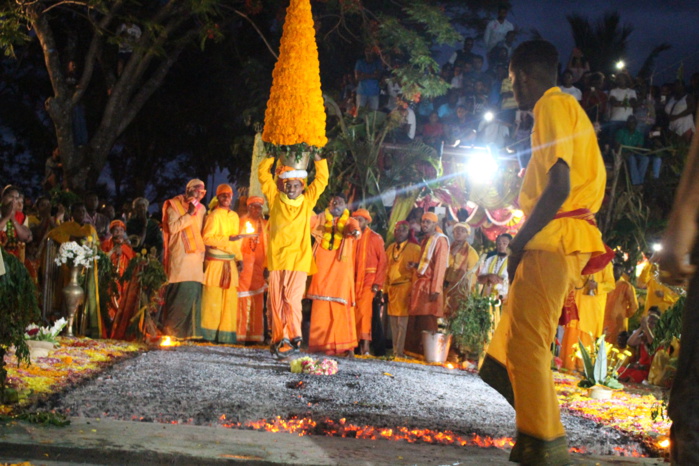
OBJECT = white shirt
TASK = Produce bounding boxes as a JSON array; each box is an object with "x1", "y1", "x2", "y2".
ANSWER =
[
  {"x1": 560, "y1": 85, "x2": 582, "y2": 102},
  {"x1": 484, "y1": 19, "x2": 514, "y2": 52},
  {"x1": 609, "y1": 88, "x2": 637, "y2": 122},
  {"x1": 405, "y1": 108, "x2": 416, "y2": 139}
]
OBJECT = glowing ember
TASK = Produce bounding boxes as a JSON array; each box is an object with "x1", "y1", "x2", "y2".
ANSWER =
[
  {"x1": 445, "y1": 363, "x2": 455, "y2": 370},
  {"x1": 244, "y1": 221, "x2": 255, "y2": 234},
  {"x1": 160, "y1": 336, "x2": 177, "y2": 347},
  {"x1": 658, "y1": 438, "x2": 670, "y2": 449},
  {"x1": 217, "y1": 416, "x2": 647, "y2": 457}
]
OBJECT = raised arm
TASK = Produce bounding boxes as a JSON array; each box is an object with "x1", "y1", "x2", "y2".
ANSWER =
[
  {"x1": 306, "y1": 156, "x2": 329, "y2": 205},
  {"x1": 258, "y1": 157, "x2": 278, "y2": 204}
]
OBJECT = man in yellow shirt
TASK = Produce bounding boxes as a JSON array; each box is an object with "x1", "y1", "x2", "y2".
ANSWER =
[
  {"x1": 479, "y1": 40, "x2": 608, "y2": 464},
  {"x1": 258, "y1": 153, "x2": 328, "y2": 358},
  {"x1": 637, "y1": 260, "x2": 679, "y2": 314},
  {"x1": 385, "y1": 221, "x2": 421, "y2": 358},
  {"x1": 201, "y1": 184, "x2": 243, "y2": 343}
]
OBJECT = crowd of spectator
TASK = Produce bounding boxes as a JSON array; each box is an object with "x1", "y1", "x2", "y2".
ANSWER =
[{"x1": 339, "y1": 5, "x2": 697, "y2": 187}]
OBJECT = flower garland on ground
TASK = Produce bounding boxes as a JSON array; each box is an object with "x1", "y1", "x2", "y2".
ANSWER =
[
  {"x1": 320, "y1": 209, "x2": 349, "y2": 250},
  {"x1": 553, "y1": 371, "x2": 670, "y2": 454},
  {"x1": 290, "y1": 356, "x2": 338, "y2": 375},
  {"x1": 261, "y1": 0, "x2": 327, "y2": 149},
  {"x1": 1, "y1": 337, "x2": 145, "y2": 416}
]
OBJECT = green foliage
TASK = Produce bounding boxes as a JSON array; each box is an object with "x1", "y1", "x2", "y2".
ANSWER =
[
  {"x1": 0, "y1": 248, "x2": 41, "y2": 403},
  {"x1": 122, "y1": 251, "x2": 168, "y2": 296},
  {"x1": 649, "y1": 296, "x2": 684, "y2": 354},
  {"x1": 447, "y1": 294, "x2": 496, "y2": 358},
  {"x1": 567, "y1": 11, "x2": 633, "y2": 73},
  {"x1": 0, "y1": 411, "x2": 71, "y2": 427},
  {"x1": 577, "y1": 335, "x2": 625, "y2": 389}
]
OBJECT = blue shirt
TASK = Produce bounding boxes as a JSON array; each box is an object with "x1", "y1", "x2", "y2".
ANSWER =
[{"x1": 355, "y1": 59, "x2": 383, "y2": 96}]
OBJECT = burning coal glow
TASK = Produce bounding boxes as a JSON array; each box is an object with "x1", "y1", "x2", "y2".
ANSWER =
[
  {"x1": 159, "y1": 336, "x2": 179, "y2": 347},
  {"x1": 217, "y1": 416, "x2": 648, "y2": 457}
]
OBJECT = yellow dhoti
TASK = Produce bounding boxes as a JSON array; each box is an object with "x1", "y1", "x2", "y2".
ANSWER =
[{"x1": 481, "y1": 249, "x2": 588, "y2": 454}]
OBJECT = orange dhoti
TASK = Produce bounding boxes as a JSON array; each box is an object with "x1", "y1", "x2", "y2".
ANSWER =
[
  {"x1": 481, "y1": 250, "x2": 589, "y2": 452},
  {"x1": 237, "y1": 216, "x2": 268, "y2": 343},
  {"x1": 355, "y1": 281, "x2": 374, "y2": 341},
  {"x1": 307, "y1": 221, "x2": 358, "y2": 356},
  {"x1": 267, "y1": 270, "x2": 306, "y2": 343},
  {"x1": 309, "y1": 299, "x2": 358, "y2": 355}
]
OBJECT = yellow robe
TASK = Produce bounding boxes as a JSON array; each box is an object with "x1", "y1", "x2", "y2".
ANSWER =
[
  {"x1": 560, "y1": 263, "x2": 616, "y2": 371},
  {"x1": 385, "y1": 241, "x2": 422, "y2": 317},
  {"x1": 258, "y1": 157, "x2": 328, "y2": 273},
  {"x1": 603, "y1": 277, "x2": 639, "y2": 345},
  {"x1": 482, "y1": 87, "x2": 606, "y2": 458},
  {"x1": 638, "y1": 262, "x2": 679, "y2": 314},
  {"x1": 201, "y1": 208, "x2": 241, "y2": 343}
]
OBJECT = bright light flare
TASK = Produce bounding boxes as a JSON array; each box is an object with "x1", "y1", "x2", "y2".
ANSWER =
[
  {"x1": 616, "y1": 60, "x2": 625, "y2": 70},
  {"x1": 483, "y1": 111, "x2": 494, "y2": 122},
  {"x1": 464, "y1": 146, "x2": 498, "y2": 184},
  {"x1": 244, "y1": 221, "x2": 255, "y2": 234},
  {"x1": 658, "y1": 438, "x2": 670, "y2": 449},
  {"x1": 652, "y1": 243, "x2": 663, "y2": 252}
]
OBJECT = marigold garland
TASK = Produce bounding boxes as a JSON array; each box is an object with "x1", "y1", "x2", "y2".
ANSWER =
[
  {"x1": 321, "y1": 209, "x2": 349, "y2": 250},
  {"x1": 261, "y1": 0, "x2": 327, "y2": 148}
]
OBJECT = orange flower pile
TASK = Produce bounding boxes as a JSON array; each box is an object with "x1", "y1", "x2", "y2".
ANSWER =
[{"x1": 262, "y1": 0, "x2": 327, "y2": 148}]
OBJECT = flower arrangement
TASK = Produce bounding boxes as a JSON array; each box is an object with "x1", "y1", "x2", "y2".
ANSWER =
[
  {"x1": 261, "y1": 0, "x2": 327, "y2": 154},
  {"x1": 25, "y1": 318, "x2": 68, "y2": 344},
  {"x1": 575, "y1": 335, "x2": 632, "y2": 390},
  {"x1": 290, "y1": 356, "x2": 338, "y2": 375},
  {"x1": 55, "y1": 241, "x2": 97, "y2": 269}
]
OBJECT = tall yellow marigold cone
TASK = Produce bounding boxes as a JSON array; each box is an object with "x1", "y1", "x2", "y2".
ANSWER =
[{"x1": 262, "y1": 0, "x2": 327, "y2": 148}]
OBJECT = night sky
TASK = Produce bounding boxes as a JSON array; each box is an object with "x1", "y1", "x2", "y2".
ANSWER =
[
  {"x1": 439, "y1": 0, "x2": 699, "y2": 84},
  {"x1": 509, "y1": 0, "x2": 699, "y2": 83}
]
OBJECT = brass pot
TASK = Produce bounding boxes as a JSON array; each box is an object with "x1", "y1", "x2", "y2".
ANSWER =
[
  {"x1": 62, "y1": 265, "x2": 85, "y2": 337},
  {"x1": 279, "y1": 150, "x2": 311, "y2": 171}
]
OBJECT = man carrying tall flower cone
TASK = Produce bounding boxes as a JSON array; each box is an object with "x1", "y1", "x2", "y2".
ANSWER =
[{"x1": 259, "y1": 153, "x2": 328, "y2": 358}]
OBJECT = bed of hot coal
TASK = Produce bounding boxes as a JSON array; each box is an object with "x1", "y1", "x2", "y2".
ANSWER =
[{"x1": 35, "y1": 344, "x2": 650, "y2": 457}]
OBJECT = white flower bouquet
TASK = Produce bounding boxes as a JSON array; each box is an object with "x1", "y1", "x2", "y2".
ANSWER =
[
  {"x1": 55, "y1": 241, "x2": 96, "y2": 269},
  {"x1": 290, "y1": 356, "x2": 338, "y2": 376},
  {"x1": 25, "y1": 317, "x2": 68, "y2": 344}
]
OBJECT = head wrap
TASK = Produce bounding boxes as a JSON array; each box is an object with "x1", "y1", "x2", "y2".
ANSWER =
[
  {"x1": 277, "y1": 164, "x2": 308, "y2": 181},
  {"x1": 394, "y1": 220, "x2": 410, "y2": 230},
  {"x1": 186, "y1": 179, "x2": 205, "y2": 190},
  {"x1": 247, "y1": 196, "x2": 264, "y2": 206},
  {"x1": 453, "y1": 222, "x2": 471, "y2": 233},
  {"x1": 216, "y1": 184, "x2": 233, "y2": 196},
  {"x1": 422, "y1": 212, "x2": 439, "y2": 223},
  {"x1": 352, "y1": 209, "x2": 372, "y2": 223},
  {"x1": 109, "y1": 220, "x2": 126, "y2": 231}
]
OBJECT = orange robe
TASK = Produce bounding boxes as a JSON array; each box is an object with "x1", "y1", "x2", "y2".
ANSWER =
[
  {"x1": 409, "y1": 233, "x2": 449, "y2": 317},
  {"x1": 237, "y1": 215, "x2": 268, "y2": 342},
  {"x1": 101, "y1": 240, "x2": 139, "y2": 340},
  {"x1": 603, "y1": 277, "x2": 639, "y2": 345},
  {"x1": 354, "y1": 228, "x2": 387, "y2": 341},
  {"x1": 481, "y1": 87, "x2": 607, "y2": 459},
  {"x1": 307, "y1": 212, "x2": 360, "y2": 355}
]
